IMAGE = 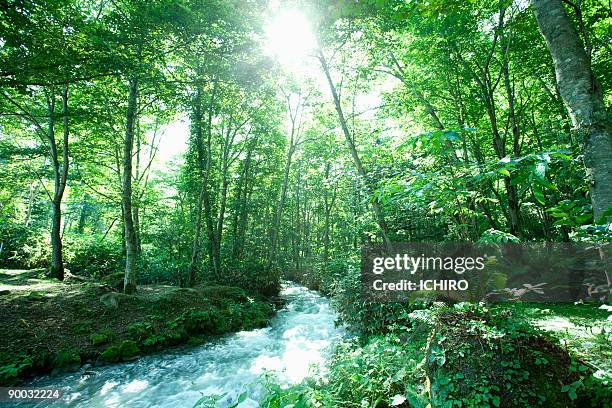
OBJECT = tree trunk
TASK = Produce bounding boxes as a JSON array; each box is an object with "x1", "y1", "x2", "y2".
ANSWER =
[
  {"x1": 77, "y1": 195, "x2": 88, "y2": 234},
  {"x1": 269, "y1": 143, "x2": 295, "y2": 267},
  {"x1": 133, "y1": 120, "x2": 142, "y2": 254},
  {"x1": 24, "y1": 183, "x2": 35, "y2": 228},
  {"x1": 188, "y1": 84, "x2": 205, "y2": 285},
  {"x1": 122, "y1": 78, "x2": 139, "y2": 294},
  {"x1": 532, "y1": 0, "x2": 612, "y2": 222},
  {"x1": 323, "y1": 162, "x2": 337, "y2": 264},
  {"x1": 319, "y1": 50, "x2": 392, "y2": 248},
  {"x1": 268, "y1": 89, "x2": 305, "y2": 268},
  {"x1": 46, "y1": 86, "x2": 69, "y2": 281},
  {"x1": 188, "y1": 186, "x2": 205, "y2": 287},
  {"x1": 231, "y1": 137, "x2": 256, "y2": 259}
]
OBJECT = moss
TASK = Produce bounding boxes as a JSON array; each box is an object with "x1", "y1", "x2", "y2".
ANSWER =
[
  {"x1": 0, "y1": 271, "x2": 277, "y2": 383},
  {"x1": 25, "y1": 291, "x2": 44, "y2": 301},
  {"x1": 100, "y1": 272, "x2": 125, "y2": 291},
  {"x1": 119, "y1": 340, "x2": 140, "y2": 360},
  {"x1": 90, "y1": 333, "x2": 109, "y2": 346},
  {"x1": 51, "y1": 351, "x2": 80, "y2": 374},
  {"x1": 127, "y1": 322, "x2": 153, "y2": 342},
  {"x1": 99, "y1": 345, "x2": 121, "y2": 363},
  {"x1": 184, "y1": 311, "x2": 216, "y2": 333}
]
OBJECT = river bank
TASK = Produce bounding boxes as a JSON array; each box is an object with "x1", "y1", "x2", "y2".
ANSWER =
[
  {"x1": 0, "y1": 269, "x2": 277, "y2": 386},
  {"x1": 14, "y1": 282, "x2": 343, "y2": 407}
]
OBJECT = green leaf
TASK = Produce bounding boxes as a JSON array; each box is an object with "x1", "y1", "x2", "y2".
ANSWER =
[
  {"x1": 533, "y1": 186, "x2": 545, "y2": 205},
  {"x1": 443, "y1": 130, "x2": 461, "y2": 141},
  {"x1": 574, "y1": 214, "x2": 593, "y2": 224},
  {"x1": 510, "y1": 171, "x2": 529, "y2": 186}
]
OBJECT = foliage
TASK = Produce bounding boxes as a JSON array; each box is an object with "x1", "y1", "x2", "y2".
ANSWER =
[
  {"x1": 221, "y1": 260, "x2": 282, "y2": 297},
  {"x1": 0, "y1": 0, "x2": 610, "y2": 404},
  {"x1": 65, "y1": 236, "x2": 123, "y2": 278},
  {"x1": 0, "y1": 222, "x2": 49, "y2": 269}
]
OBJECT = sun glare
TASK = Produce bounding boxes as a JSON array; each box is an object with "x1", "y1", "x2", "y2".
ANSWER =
[{"x1": 264, "y1": 9, "x2": 316, "y2": 66}]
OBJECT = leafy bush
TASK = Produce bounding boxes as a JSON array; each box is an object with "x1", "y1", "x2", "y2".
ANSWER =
[
  {"x1": 221, "y1": 259, "x2": 281, "y2": 297},
  {"x1": 331, "y1": 262, "x2": 431, "y2": 337},
  {"x1": 0, "y1": 223, "x2": 49, "y2": 268},
  {"x1": 421, "y1": 304, "x2": 599, "y2": 408},
  {"x1": 322, "y1": 334, "x2": 429, "y2": 407},
  {"x1": 138, "y1": 244, "x2": 188, "y2": 285},
  {"x1": 65, "y1": 236, "x2": 123, "y2": 278},
  {"x1": 478, "y1": 228, "x2": 520, "y2": 243}
]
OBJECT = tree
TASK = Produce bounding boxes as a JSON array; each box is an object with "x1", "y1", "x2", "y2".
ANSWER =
[
  {"x1": 318, "y1": 50, "x2": 392, "y2": 247},
  {"x1": 531, "y1": 0, "x2": 612, "y2": 222}
]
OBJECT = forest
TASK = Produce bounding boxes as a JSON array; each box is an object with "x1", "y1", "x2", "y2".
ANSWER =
[{"x1": 0, "y1": 0, "x2": 611, "y2": 407}]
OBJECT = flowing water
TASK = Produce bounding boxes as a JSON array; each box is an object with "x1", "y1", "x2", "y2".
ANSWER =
[{"x1": 24, "y1": 283, "x2": 345, "y2": 408}]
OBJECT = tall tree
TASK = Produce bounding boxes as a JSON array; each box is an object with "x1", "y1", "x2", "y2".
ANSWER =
[
  {"x1": 318, "y1": 50, "x2": 392, "y2": 247},
  {"x1": 531, "y1": 0, "x2": 612, "y2": 222},
  {"x1": 122, "y1": 77, "x2": 139, "y2": 293},
  {"x1": 46, "y1": 86, "x2": 70, "y2": 280}
]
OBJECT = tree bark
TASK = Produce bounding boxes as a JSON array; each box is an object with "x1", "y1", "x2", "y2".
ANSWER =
[
  {"x1": 268, "y1": 89, "x2": 305, "y2": 268},
  {"x1": 189, "y1": 80, "x2": 220, "y2": 281},
  {"x1": 122, "y1": 77, "x2": 139, "y2": 294},
  {"x1": 133, "y1": 120, "x2": 142, "y2": 254},
  {"x1": 24, "y1": 183, "x2": 35, "y2": 227},
  {"x1": 188, "y1": 85, "x2": 204, "y2": 286},
  {"x1": 46, "y1": 86, "x2": 69, "y2": 281},
  {"x1": 532, "y1": 0, "x2": 612, "y2": 222},
  {"x1": 323, "y1": 162, "x2": 337, "y2": 264},
  {"x1": 188, "y1": 186, "x2": 205, "y2": 287}
]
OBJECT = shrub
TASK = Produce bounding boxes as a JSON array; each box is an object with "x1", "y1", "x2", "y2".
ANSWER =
[
  {"x1": 331, "y1": 262, "x2": 431, "y2": 337},
  {"x1": 137, "y1": 244, "x2": 187, "y2": 285},
  {"x1": 324, "y1": 334, "x2": 429, "y2": 407},
  {"x1": 0, "y1": 223, "x2": 49, "y2": 269},
  {"x1": 65, "y1": 236, "x2": 123, "y2": 278},
  {"x1": 422, "y1": 304, "x2": 593, "y2": 407},
  {"x1": 221, "y1": 259, "x2": 281, "y2": 297}
]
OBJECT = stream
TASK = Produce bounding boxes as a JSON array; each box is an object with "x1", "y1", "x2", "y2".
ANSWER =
[{"x1": 23, "y1": 282, "x2": 345, "y2": 407}]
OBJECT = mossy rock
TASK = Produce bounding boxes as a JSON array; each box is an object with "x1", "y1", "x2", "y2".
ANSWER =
[
  {"x1": 51, "y1": 351, "x2": 80, "y2": 374},
  {"x1": 119, "y1": 340, "x2": 140, "y2": 361},
  {"x1": 99, "y1": 345, "x2": 121, "y2": 363},
  {"x1": 90, "y1": 333, "x2": 109, "y2": 346},
  {"x1": 423, "y1": 306, "x2": 580, "y2": 407},
  {"x1": 100, "y1": 272, "x2": 125, "y2": 291},
  {"x1": 25, "y1": 291, "x2": 45, "y2": 301}
]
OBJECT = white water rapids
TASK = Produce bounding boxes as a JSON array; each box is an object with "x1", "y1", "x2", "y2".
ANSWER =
[{"x1": 24, "y1": 283, "x2": 345, "y2": 407}]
